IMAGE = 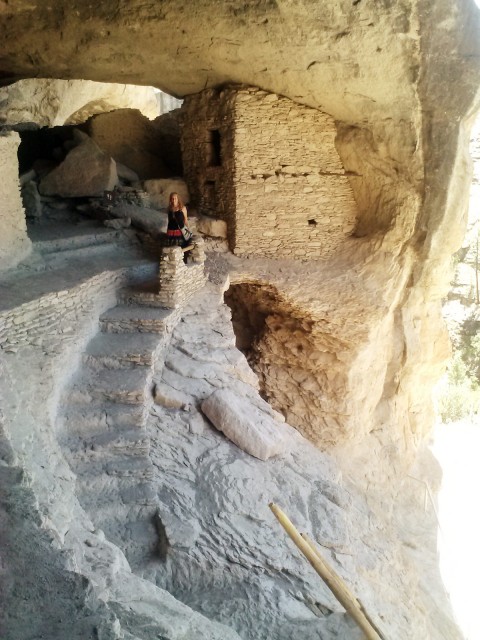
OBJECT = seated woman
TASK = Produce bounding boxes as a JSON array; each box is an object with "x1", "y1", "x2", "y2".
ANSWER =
[{"x1": 166, "y1": 192, "x2": 191, "y2": 247}]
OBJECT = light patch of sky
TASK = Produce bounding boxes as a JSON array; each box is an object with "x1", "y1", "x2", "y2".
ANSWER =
[
  {"x1": 430, "y1": 119, "x2": 480, "y2": 640},
  {"x1": 432, "y1": 421, "x2": 480, "y2": 640}
]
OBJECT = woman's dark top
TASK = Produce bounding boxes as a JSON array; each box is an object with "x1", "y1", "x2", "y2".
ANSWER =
[{"x1": 166, "y1": 208, "x2": 187, "y2": 246}]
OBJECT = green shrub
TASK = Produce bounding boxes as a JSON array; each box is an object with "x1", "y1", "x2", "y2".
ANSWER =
[
  {"x1": 438, "y1": 381, "x2": 480, "y2": 422},
  {"x1": 438, "y1": 352, "x2": 480, "y2": 422}
]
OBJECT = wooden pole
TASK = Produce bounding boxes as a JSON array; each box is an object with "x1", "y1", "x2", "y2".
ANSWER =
[
  {"x1": 269, "y1": 502, "x2": 386, "y2": 640},
  {"x1": 301, "y1": 533, "x2": 386, "y2": 640}
]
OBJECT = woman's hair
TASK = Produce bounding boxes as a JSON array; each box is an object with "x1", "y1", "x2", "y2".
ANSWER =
[{"x1": 169, "y1": 192, "x2": 184, "y2": 210}]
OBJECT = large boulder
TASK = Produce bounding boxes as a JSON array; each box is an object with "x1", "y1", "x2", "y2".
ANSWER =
[
  {"x1": 86, "y1": 108, "x2": 170, "y2": 180},
  {"x1": 111, "y1": 202, "x2": 168, "y2": 236},
  {"x1": 143, "y1": 178, "x2": 189, "y2": 210},
  {"x1": 201, "y1": 387, "x2": 292, "y2": 461},
  {"x1": 39, "y1": 135, "x2": 118, "y2": 198}
]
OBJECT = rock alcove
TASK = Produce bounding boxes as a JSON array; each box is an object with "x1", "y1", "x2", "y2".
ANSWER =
[{"x1": 225, "y1": 282, "x2": 348, "y2": 447}]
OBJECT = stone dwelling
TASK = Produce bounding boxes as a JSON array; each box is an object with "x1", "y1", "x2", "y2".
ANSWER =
[{"x1": 182, "y1": 86, "x2": 358, "y2": 259}]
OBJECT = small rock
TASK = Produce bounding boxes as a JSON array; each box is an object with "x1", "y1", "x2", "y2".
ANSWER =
[
  {"x1": 104, "y1": 217, "x2": 131, "y2": 229},
  {"x1": 39, "y1": 135, "x2": 118, "y2": 197},
  {"x1": 116, "y1": 162, "x2": 139, "y2": 183},
  {"x1": 154, "y1": 382, "x2": 191, "y2": 409},
  {"x1": 19, "y1": 169, "x2": 36, "y2": 186},
  {"x1": 188, "y1": 412, "x2": 208, "y2": 435},
  {"x1": 21, "y1": 180, "x2": 42, "y2": 219}
]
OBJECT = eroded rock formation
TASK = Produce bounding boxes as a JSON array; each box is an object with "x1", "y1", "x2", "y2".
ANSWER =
[
  {"x1": 0, "y1": 1, "x2": 479, "y2": 639},
  {"x1": 0, "y1": 79, "x2": 161, "y2": 126},
  {"x1": 0, "y1": 131, "x2": 31, "y2": 270}
]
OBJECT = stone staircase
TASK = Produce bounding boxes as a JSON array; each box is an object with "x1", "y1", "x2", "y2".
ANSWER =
[{"x1": 58, "y1": 292, "x2": 179, "y2": 569}]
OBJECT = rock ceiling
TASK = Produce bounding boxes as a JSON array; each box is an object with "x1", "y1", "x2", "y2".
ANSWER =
[{"x1": 0, "y1": 0, "x2": 477, "y2": 129}]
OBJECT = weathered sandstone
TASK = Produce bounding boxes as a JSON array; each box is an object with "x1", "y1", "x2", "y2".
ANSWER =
[
  {"x1": 201, "y1": 387, "x2": 293, "y2": 460},
  {"x1": 0, "y1": 1, "x2": 479, "y2": 639},
  {"x1": 0, "y1": 131, "x2": 31, "y2": 270},
  {"x1": 0, "y1": 79, "x2": 160, "y2": 126}
]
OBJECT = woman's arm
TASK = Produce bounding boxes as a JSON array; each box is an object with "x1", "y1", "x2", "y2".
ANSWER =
[{"x1": 182, "y1": 206, "x2": 188, "y2": 224}]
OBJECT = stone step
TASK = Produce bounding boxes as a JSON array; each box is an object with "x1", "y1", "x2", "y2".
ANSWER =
[
  {"x1": 67, "y1": 367, "x2": 153, "y2": 405},
  {"x1": 68, "y1": 429, "x2": 150, "y2": 457},
  {"x1": 82, "y1": 502, "x2": 160, "y2": 567},
  {"x1": 60, "y1": 403, "x2": 148, "y2": 437},
  {"x1": 32, "y1": 226, "x2": 122, "y2": 255},
  {"x1": 41, "y1": 242, "x2": 120, "y2": 266},
  {"x1": 83, "y1": 332, "x2": 163, "y2": 370},
  {"x1": 100, "y1": 305, "x2": 175, "y2": 334},
  {"x1": 67, "y1": 449, "x2": 153, "y2": 478},
  {"x1": 76, "y1": 475, "x2": 158, "y2": 509},
  {"x1": 118, "y1": 280, "x2": 170, "y2": 309}
]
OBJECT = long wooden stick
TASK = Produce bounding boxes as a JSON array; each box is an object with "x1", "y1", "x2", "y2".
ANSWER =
[
  {"x1": 269, "y1": 502, "x2": 385, "y2": 640},
  {"x1": 301, "y1": 533, "x2": 386, "y2": 640}
]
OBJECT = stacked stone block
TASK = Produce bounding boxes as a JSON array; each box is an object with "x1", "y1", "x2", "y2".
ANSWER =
[
  {"x1": 158, "y1": 237, "x2": 206, "y2": 309},
  {"x1": 181, "y1": 86, "x2": 358, "y2": 260}
]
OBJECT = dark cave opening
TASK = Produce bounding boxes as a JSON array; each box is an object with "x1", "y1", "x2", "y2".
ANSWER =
[
  {"x1": 224, "y1": 283, "x2": 277, "y2": 361},
  {"x1": 224, "y1": 282, "x2": 342, "y2": 445},
  {"x1": 12, "y1": 98, "x2": 184, "y2": 246}
]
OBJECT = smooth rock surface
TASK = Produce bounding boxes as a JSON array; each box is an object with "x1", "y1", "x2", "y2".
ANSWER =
[
  {"x1": 0, "y1": 79, "x2": 161, "y2": 126},
  {"x1": 197, "y1": 215, "x2": 228, "y2": 239}
]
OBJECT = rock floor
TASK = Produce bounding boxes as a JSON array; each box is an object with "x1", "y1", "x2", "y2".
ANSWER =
[
  {"x1": 53, "y1": 266, "x2": 445, "y2": 639},
  {"x1": 0, "y1": 228, "x2": 460, "y2": 640}
]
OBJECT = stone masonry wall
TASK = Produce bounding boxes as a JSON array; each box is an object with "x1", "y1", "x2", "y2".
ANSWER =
[
  {"x1": 181, "y1": 88, "x2": 236, "y2": 222},
  {"x1": 0, "y1": 267, "x2": 145, "y2": 353},
  {"x1": 181, "y1": 86, "x2": 358, "y2": 259},
  {"x1": 158, "y1": 238, "x2": 206, "y2": 309},
  {"x1": 0, "y1": 131, "x2": 31, "y2": 271}
]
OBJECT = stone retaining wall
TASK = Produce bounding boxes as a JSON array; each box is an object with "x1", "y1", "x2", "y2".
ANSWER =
[
  {"x1": 158, "y1": 238, "x2": 206, "y2": 309},
  {"x1": 181, "y1": 86, "x2": 358, "y2": 260},
  {"x1": 0, "y1": 267, "x2": 147, "y2": 353}
]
